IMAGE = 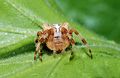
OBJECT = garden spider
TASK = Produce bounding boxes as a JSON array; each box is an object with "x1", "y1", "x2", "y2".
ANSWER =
[{"x1": 34, "y1": 22, "x2": 92, "y2": 61}]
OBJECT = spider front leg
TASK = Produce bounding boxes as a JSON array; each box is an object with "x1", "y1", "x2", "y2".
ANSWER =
[
  {"x1": 69, "y1": 29, "x2": 93, "y2": 59},
  {"x1": 34, "y1": 39, "x2": 42, "y2": 61},
  {"x1": 34, "y1": 31, "x2": 44, "y2": 61},
  {"x1": 69, "y1": 38, "x2": 75, "y2": 60}
]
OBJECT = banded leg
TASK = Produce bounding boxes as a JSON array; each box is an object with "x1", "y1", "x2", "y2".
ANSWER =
[
  {"x1": 34, "y1": 31, "x2": 45, "y2": 61},
  {"x1": 69, "y1": 38, "x2": 75, "y2": 60},
  {"x1": 34, "y1": 51, "x2": 37, "y2": 60},
  {"x1": 38, "y1": 47, "x2": 42, "y2": 61},
  {"x1": 34, "y1": 31, "x2": 42, "y2": 60},
  {"x1": 69, "y1": 29, "x2": 93, "y2": 59},
  {"x1": 34, "y1": 40, "x2": 42, "y2": 61},
  {"x1": 34, "y1": 42, "x2": 40, "y2": 60}
]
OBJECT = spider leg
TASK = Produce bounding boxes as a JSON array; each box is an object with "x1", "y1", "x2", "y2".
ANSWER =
[
  {"x1": 34, "y1": 31, "x2": 44, "y2": 61},
  {"x1": 34, "y1": 38, "x2": 44, "y2": 61},
  {"x1": 34, "y1": 41, "x2": 41, "y2": 61},
  {"x1": 69, "y1": 29, "x2": 93, "y2": 59},
  {"x1": 38, "y1": 47, "x2": 42, "y2": 61},
  {"x1": 34, "y1": 51, "x2": 37, "y2": 60},
  {"x1": 69, "y1": 38, "x2": 75, "y2": 60}
]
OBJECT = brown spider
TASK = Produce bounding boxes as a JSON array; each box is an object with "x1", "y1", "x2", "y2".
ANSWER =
[{"x1": 34, "y1": 22, "x2": 92, "y2": 61}]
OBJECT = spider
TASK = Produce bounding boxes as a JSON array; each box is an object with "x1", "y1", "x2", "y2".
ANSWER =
[{"x1": 34, "y1": 22, "x2": 92, "y2": 61}]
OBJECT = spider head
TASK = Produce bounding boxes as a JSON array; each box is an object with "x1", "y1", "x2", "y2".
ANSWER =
[
  {"x1": 53, "y1": 24, "x2": 61, "y2": 39},
  {"x1": 53, "y1": 22, "x2": 69, "y2": 39},
  {"x1": 42, "y1": 22, "x2": 69, "y2": 39}
]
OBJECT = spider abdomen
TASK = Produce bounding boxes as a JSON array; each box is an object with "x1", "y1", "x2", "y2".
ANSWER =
[{"x1": 46, "y1": 38, "x2": 70, "y2": 52}]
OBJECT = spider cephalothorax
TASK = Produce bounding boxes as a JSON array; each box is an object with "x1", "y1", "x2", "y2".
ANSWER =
[{"x1": 34, "y1": 22, "x2": 92, "y2": 61}]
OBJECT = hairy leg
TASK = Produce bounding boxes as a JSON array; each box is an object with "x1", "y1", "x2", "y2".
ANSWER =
[
  {"x1": 34, "y1": 37, "x2": 43, "y2": 61},
  {"x1": 69, "y1": 29, "x2": 93, "y2": 59},
  {"x1": 34, "y1": 42, "x2": 41, "y2": 60},
  {"x1": 69, "y1": 38, "x2": 75, "y2": 60},
  {"x1": 38, "y1": 48, "x2": 42, "y2": 61},
  {"x1": 34, "y1": 51, "x2": 37, "y2": 60},
  {"x1": 34, "y1": 30, "x2": 46, "y2": 61}
]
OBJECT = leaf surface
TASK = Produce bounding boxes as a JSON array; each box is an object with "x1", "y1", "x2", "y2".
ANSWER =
[{"x1": 0, "y1": 0, "x2": 120, "y2": 78}]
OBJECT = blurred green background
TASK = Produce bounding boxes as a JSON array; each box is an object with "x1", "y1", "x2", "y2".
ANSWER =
[{"x1": 56, "y1": 0, "x2": 120, "y2": 43}]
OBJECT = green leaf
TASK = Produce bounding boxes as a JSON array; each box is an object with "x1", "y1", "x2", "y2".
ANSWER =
[{"x1": 0, "y1": 0, "x2": 120, "y2": 78}]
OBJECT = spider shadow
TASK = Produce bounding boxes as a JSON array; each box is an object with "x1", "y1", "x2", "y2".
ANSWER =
[
  {"x1": 41, "y1": 43, "x2": 73, "y2": 55},
  {"x1": 0, "y1": 42, "x2": 35, "y2": 59},
  {"x1": 0, "y1": 41, "x2": 91, "y2": 60},
  {"x1": 41, "y1": 43, "x2": 53, "y2": 55},
  {"x1": 41, "y1": 42, "x2": 92, "y2": 60}
]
